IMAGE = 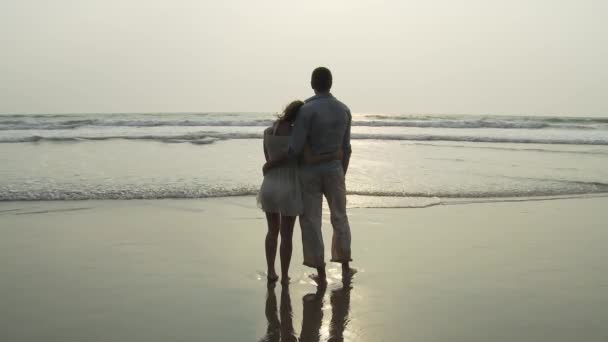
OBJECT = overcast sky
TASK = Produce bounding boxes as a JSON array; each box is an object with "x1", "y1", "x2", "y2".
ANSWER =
[{"x1": 1, "y1": 0, "x2": 606, "y2": 115}]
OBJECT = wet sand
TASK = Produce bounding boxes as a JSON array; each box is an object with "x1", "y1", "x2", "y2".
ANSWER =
[{"x1": 1, "y1": 197, "x2": 607, "y2": 341}]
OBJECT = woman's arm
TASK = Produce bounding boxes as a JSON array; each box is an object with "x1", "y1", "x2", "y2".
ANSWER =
[
  {"x1": 262, "y1": 127, "x2": 275, "y2": 162},
  {"x1": 262, "y1": 128, "x2": 273, "y2": 174},
  {"x1": 262, "y1": 152, "x2": 289, "y2": 175},
  {"x1": 303, "y1": 144, "x2": 343, "y2": 165}
]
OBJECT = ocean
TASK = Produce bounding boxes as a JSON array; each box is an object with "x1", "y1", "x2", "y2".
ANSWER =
[{"x1": 1, "y1": 112, "x2": 607, "y2": 206}]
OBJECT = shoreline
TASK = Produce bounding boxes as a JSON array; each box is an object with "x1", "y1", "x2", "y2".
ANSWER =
[{"x1": 2, "y1": 192, "x2": 608, "y2": 208}]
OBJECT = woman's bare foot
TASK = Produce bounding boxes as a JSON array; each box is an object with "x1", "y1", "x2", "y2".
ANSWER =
[{"x1": 267, "y1": 271, "x2": 279, "y2": 283}]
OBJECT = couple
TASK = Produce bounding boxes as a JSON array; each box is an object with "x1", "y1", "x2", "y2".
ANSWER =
[{"x1": 258, "y1": 67, "x2": 354, "y2": 286}]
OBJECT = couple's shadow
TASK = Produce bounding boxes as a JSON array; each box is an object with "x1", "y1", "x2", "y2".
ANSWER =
[{"x1": 259, "y1": 276, "x2": 353, "y2": 342}]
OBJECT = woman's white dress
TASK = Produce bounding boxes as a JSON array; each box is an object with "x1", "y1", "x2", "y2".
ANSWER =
[{"x1": 257, "y1": 125, "x2": 303, "y2": 216}]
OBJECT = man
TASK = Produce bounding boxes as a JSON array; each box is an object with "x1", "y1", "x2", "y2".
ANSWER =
[{"x1": 289, "y1": 67, "x2": 354, "y2": 285}]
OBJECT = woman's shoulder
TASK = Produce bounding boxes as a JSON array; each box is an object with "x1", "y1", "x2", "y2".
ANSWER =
[
  {"x1": 274, "y1": 120, "x2": 293, "y2": 136},
  {"x1": 264, "y1": 120, "x2": 292, "y2": 136},
  {"x1": 264, "y1": 121, "x2": 279, "y2": 135}
]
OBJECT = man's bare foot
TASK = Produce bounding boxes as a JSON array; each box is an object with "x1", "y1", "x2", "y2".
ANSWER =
[
  {"x1": 267, "y1": 271, "x2": 279, "y2": 283},
  {"x1": 342, "y1": 264, "x2": 357, "y2": 278},
  {"x1": 280, "y1": 276, "x2": 290, "y2": 285}
]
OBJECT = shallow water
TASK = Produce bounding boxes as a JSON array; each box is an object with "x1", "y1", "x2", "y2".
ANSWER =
[{"x1": 1, "y1": 139, "x2": 607, "y2": 204}]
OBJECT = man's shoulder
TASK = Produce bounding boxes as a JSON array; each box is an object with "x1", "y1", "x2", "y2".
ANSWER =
[
  {"x1": 299, "y1": 100, "x2": 317, "y2": 115},
  {"x1": 301, "y1": 95, "x2": 321, "y2": 110},
  {"x1": 304, "y1": 94, "x2": 349, "y2": 107},
  {"x1": 328, "y1": 97, "x2": 351, "y2": 117},
  {"x1": 335, "y1": 98, "x2": 350, "y2": 113}
]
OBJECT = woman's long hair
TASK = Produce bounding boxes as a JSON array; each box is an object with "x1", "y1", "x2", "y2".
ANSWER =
[{"x1": 277, "y1": 100, "x2": 304, "y2": 123}]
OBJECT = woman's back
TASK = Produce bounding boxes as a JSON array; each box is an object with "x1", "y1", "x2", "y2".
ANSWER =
[
  {"x1": 258, "y1": 120, "x2": 302, "y2": 216},
  {"x1": 264, "y1": 121, "x2": 292, "y2": 162}
]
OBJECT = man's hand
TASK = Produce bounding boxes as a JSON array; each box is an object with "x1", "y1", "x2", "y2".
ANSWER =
[{"x1": 342, "y1": 153, "x2": 350, "y2": 175}]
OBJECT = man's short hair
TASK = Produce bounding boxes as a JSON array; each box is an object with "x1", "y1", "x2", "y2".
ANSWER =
[{"x1": 311, "y1": 67, "x2": 332, "y2": 92}]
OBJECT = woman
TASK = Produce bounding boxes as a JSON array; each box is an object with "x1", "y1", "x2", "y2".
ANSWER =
[{"x1": 258, "y1": 100, "x2": 340, "y2": 283}]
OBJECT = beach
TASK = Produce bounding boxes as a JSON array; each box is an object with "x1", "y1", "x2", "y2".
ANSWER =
[
  {"x1": 1, "y1": 112, "x2": 607, "y2": 341},
  {"x1": 2, "y1": 196, "x2": 607, "y2": 341}
]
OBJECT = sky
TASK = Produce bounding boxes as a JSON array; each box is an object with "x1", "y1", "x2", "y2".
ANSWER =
[{"x1": 1, "y1": 0, "x2": 607, "y2": 116}]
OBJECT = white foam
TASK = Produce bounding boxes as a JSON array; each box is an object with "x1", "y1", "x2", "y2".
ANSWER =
[
  {"x1": 2, "y1": 186, "x2": 608, "y2": 202},
  {"x1": 2, "y1": 132, "x2": 607, "y2": 146},
  {"x1": 2, "y1": 113, "x2": 607, "y2": 131}
]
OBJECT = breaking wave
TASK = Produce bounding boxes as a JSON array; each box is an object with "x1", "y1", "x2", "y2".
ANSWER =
[
  {"x1": 2, "y1": 131, "x2": 607, "y2": 145},
  {"x1": 1, "y1": 113, "x2": 607, "y2": 130},
  {"x1": 2, "y1": 181, "x2": 608, "y2": 201}
]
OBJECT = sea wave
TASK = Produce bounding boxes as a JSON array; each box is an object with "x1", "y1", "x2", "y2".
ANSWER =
[
  {"x1": 351, "y1": 133, "x2": 608, "y2": 145},
  {"x1": 2, "y1": 185, "x2": 608, "y2": 201},
  {"x1": 0, "y1": 187, "x2": 259, "y2": 201},
  {"x1": 0, "y1": 119, "x2": 275, "y2": 130},
  {"x1": 2, "y1": 131, "x2": 607, "y2": 145},
  {"x1": 367, "y1": 114, "x2": 608, "y2": 124},
  {"x1": 409, "y1": 142, "x2": 608, "y2": 155},
  {"x1": 360, "y1": 119, "x2": 554, "y2": 129},
  {"x1": 1, "y1": 115, "x2": 607, "y2": 130}
]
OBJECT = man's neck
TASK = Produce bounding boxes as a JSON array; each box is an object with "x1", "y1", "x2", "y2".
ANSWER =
[{"x1": 314, "y1": 91, "x2": 331, "y2": 96}]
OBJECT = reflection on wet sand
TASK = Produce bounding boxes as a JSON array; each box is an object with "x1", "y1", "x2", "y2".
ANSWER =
[
  {"x1": 260, "y1": 282, "x2": 281, "y2": 342},
  {"x1": 300, "y1": 285, "x2": 325, "y2": 342},
  {"x1": 328, "y1": 276, "x2": 352, "y2": 342},
  {"x1": 280, "y1": 285, "x2": 298, "y2": 342},
  {"x1": 259, "y1": 275, "x2": 353, "y2": 342}
]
